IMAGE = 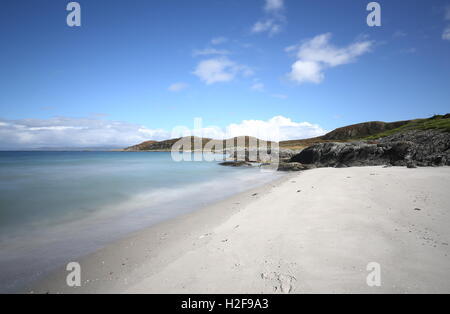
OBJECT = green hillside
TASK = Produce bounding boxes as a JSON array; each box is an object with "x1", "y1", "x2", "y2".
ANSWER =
[{"x1": 364, "y1": 114, "x2": 450, "y2": 140}]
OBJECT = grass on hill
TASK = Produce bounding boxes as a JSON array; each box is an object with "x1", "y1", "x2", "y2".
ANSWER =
[{"x1": 364, "y1": 115, "x2": 450, "y2": 140}]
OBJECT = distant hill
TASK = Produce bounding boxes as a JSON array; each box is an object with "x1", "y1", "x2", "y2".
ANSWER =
[
  {"x1": 124, "y1": 114, "x2": 450, "y2": 151},
  {"x1": 124, "y1": 136, "x2": 276, "y2": 152},
  {"x1": 321, "y1": 120, "x2": 410, "y2": 140},
  {"x1": 125, "y1": 140, "x2": 158, "y2": 151},
  {"x1": 278, "y1": 120, "x2": 410, "y2": 149},
  {"x1": 125, "y1": 137, "x2": 212, "y2": 152}
]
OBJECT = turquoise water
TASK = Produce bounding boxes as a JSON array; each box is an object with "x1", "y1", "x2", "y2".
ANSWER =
[{"x1": 0, "y1": 151, "x2": 281, "y2": 293}]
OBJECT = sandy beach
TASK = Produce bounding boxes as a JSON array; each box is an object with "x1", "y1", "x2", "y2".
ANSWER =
[{"x1": 29, "y1": 166, "x2": 450, "y2": 294}]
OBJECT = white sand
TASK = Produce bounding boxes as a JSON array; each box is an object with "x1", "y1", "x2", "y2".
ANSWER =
[{"x1": 30, "y1": 166, "x2": 450, "y2": 294}]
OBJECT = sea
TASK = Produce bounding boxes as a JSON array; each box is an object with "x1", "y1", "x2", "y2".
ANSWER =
[{"x1": 0, "y1": 151, "x2": 282, "y2": 293}]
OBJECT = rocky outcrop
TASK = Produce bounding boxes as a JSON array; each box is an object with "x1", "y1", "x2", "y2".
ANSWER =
[
  {"x1": 277, "y1": 162, "x2": 316, "y2": 171},
  {"x1": 290, "y1": 141, "x2": 403, "y2": 167},
  {"x1": 378, "y1": 129, "x2": 450, "y2": 166},
  {"x1": 290, "y1": 130, "x2": 450, "y2": 168},
  {"x1": 219, "y1": 161, "x2": 252, "y2": 167},
  {"x1": 227, "y1": 148, "x2": 299, "y2": 163}
]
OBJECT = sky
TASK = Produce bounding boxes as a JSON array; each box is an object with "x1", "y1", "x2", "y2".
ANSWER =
[{"x1": 0, "y1": 0, "x2": 449, "y2": 149}]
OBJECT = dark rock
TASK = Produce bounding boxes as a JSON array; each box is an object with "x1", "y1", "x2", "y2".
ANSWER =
[
  {"x1": 229, "y1": 148, "x2": 299, "y2": 163},
  {"x1": 219, "y1": 161, "x2": 252, "y2": 167},
  {"x1": 289, "y1": 130, "x2": 450, "y2": 169},
  {"x1": 277, "y1": 162, "x2": 315, "y2": 172},
  {"x1": 278, "y1": 149, "x2": 300, "y2": 161},
  {"x1": 379, "y1": 129, "x2": 450, "y2": 166},
  {"x1": 290, "y1": 141, "x2": 387, "y2": 167}
]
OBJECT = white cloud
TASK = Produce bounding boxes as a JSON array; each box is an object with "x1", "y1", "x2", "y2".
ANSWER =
[
  {"x1": 443, "y1": 26, "x2": 450, "y2": 40},
  {"x1": 295, "y1": 33, "x2": 372, "y2": 66},
  {"x1": 219, "y1": 116, "x2": 326, "y2": 142},
  {"x1": 0, "y1": 116, "x2": 327, "y2": 149},
  {"x1": 287, "y1": 33, "x2": 373, "y2": 84},
  {"x1": 168, "y1": 82, "x2": 189, "y2": 92},
  {"x1": 173, "y1": 116, "x2": 327, "y2": 142},
  {"x1": 251, "y1": 82, "x2": 265, "y2": 92},
  {"x1": 193, "y1": 57, "x2": 253, "y2": 85},
  {"x1": 251, "y1": 0, "x2": 286, "y2": 36},
  {"x1": 0, "y1": 117, "x2": 170, "y2": 149},
  {"x1": 193, "y1": 58, "x2": 234, "y2": 84},
  {"x1": 211, "y1": 37, "x2": 228, "y2": 45},
  {"x1": 251, "y1": 19, "x2": 282, "y2": 36},
  {"x1": 265, "y1": 0, "x2": 284, "y2": 12},
  {"x1": 289, "y1": 60, "x2": 324, "y2": 84},
  {"x1": 284, "y1": 44, "x2": 298, "y2": 53},
  {"x1": 192, "y1": 48, "x2": 230, "y2": 57}
]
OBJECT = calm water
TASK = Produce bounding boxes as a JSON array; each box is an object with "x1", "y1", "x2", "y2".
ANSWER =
[{"x1": 0, "y1": 151, "x2": 281, "y2": 293}]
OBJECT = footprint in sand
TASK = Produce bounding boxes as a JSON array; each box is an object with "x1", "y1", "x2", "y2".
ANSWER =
[
  {"x1": 261, "y1": 272, "x2": 297, "y2": 294},
  {"x1": 277, "y1": 274, "x2": 297, "y2": 293},
  {"x1": 199, "y1": 233, "x2": 212, "y2": 239}
]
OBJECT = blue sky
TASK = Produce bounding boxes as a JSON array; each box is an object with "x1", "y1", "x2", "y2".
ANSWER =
[{"x1": 0, "y1": 0, "x2": 449, "y2": 148}]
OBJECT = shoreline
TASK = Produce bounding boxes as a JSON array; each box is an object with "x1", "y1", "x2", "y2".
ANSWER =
[
  {"x1": 26, "y1": 172, "x2": 294, "y2": 294},
  {"x1": 28, "y1": 166, "x2": 450, "y2": 294},
  {"x1": 0, "y1": 151, "x2": 283, "y2": 294}
]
